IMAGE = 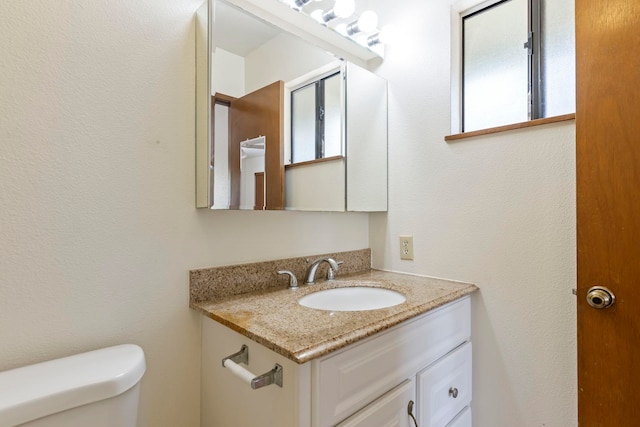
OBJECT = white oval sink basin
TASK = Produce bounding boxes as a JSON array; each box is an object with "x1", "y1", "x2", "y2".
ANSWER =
[{"x1": 298, "y1": 287, "x2": 406, "y2": 312}]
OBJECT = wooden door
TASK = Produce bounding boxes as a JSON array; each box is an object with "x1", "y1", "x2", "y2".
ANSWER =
[
  {"x1": 229, "y1": 81, "x2": 284, "y2": 210},
  {"x1": 576, "y1": 0, "x2": 640, "y2": 424}
]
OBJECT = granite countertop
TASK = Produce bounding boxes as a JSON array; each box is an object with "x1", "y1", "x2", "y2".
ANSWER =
[{"x1": 191, "y1": 269, "x2": 478, "y2": 364}]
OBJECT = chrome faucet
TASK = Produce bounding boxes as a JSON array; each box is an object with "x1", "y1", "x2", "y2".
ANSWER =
[
  {"x1": 304, "y1": 257, "x2": 340, "y2": 284},
  {"x1": 277, "y1": 270, "x2": 298, "y2": 289}
]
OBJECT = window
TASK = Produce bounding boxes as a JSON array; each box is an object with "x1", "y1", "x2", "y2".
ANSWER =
[
  {"x1": 291, "y1": 72, "x2": 342, "y2": 163},
  {"x1": 460, "y1": 0, "x2": 575, "y2": 132}
]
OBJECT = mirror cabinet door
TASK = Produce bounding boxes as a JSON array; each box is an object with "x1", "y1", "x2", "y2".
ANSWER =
[
  {"x1": 195, "y1": 0, "x2": 211, "y2": 208},
  {"x1": 345, "y1": 62, "x2": 388, "y2": 212},
  {"x1": 195, "y1": 0, "x2": 388, "y2": 212}
]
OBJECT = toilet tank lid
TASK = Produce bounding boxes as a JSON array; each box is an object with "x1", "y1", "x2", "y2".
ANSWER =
[{"x1": 0, "y1": 344, "x2": 146, "y2": 426}]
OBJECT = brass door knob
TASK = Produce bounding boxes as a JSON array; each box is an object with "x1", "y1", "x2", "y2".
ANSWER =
[{"x1": 586, "y1": 286, "x2": 615, "y2": 309}]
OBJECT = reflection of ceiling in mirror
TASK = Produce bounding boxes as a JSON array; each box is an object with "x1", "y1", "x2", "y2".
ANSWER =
[{"x1": 215, "y1": 1, "x2": 281, "y2": 56}]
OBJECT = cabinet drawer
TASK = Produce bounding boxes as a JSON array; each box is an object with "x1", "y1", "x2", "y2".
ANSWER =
[
  {"x1": 447, "y1": 406, "x2": 472, "y2": 427},
  {"x1": 336, "y1": 379, "x2": 415, "y2": 427},
  {"x1": 417, "y1": 342, "x2": 472, "y2": 427},
  {"x1": 313, "y1": 297, "x2": 470, "y2": 427}
]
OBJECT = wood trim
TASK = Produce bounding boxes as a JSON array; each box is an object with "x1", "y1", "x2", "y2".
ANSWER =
[
  {"x1": 265, "y1": 81, "x2": 285, "y2": 210},
  {"x1": 254, "y1": 172, "x2": 264, "y2": 210},
  {"x1": 210, "y1": 94, "x2": 236, "y2": 174},
  {"x1": 444, "y1": 113, "x2": 575, "y2": 141},
  {"x1": 213, "y1": 93, "x2": 236, "y2": 105},
  {"x1": 285, "y1": 155, "x2": 343, "y2": 170}
]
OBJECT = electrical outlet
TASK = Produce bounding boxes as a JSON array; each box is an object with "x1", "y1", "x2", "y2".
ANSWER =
[{"x1": 399, "y1": 235, "x2": 414, "y2": 260}]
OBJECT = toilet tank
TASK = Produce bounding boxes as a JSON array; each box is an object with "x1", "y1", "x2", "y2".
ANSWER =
[{"x1": 0, "y1": 344, "x2": 146, "y2": 427}]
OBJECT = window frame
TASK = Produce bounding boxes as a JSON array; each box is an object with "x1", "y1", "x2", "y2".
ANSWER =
[
  {"x1": 285, "y1": 62, "x2": 344, "y2": 165},
  {"x1": 453, "y1": 0, "x2": 563, "y2": 134},
  {"x1": 291, "y1": 72, "x2": 341, "y2": 162}
]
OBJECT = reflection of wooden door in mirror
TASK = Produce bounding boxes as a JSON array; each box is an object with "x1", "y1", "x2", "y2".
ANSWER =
[
  {"x1": 254, "y1": 172, "x2": 264, "y2": 210},
  {"x1": 229, "y1": 81, "x2": 284, "y2": 210}
]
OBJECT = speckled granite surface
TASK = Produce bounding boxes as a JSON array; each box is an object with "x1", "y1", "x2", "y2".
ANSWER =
[
  {"x1": 190, "y1": 249, "x2": 371, "y2": 304},
  {"x1": 191, "y1": 266, "x2": 478, "y2": 364}
]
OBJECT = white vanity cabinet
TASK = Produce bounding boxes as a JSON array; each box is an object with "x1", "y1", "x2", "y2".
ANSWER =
[
  {"x1": 335, "y1": 379, "x2": 416, "y2": 427},
  {"x1": 417, "y1": 342, "x2": 472, "y2": 427},
  {"x1": 201, "y1": 296, "x2": 472, "y2": 427}
]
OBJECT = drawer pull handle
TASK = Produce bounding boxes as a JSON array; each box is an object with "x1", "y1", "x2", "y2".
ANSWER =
[
  {"x1": 407, "y1": 400, "x2": 419, "y2": 427},
  {"x1": 222, "y1": 345, "x2": 283, "y2": 389},
  {"x1": 449, "y1": 387, "x2": 459, "y2": 398}
]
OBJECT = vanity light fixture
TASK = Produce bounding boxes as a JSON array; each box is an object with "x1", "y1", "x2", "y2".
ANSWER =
[
  {"x1": 367, "y1": 24, "x2": 396, "y2": 46},
  {"x1": 334, "y1": 23, "x2": 349, "y2": 36},
  {"x1": 278, "y1": 0, "x2": 387, "y2": 57},
  {"x1": 310, "y1": 0, "x2": 355, "y2": 24},
  {"x1": 345, "y1": 10, "x2": 378, "y2": 36},
  {"x1": 292, "y1": 0, "x2": 315, "y2": 9}
]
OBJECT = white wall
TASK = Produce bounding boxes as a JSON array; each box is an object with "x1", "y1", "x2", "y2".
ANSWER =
[
  {"x1": 212, "y1": 47, "x2": 245, "y2": 97},
  {"x1": 0, "y1": 1, "x2": 369, "y2": 427},
  {"x1": 367, "y1": 0, "x2": 577, "y2": 426},
  {"x1": 245, "y1": 32, "x2": 335, "y2": 94},
  {"x1": 285, "y1": 160, "x2": 346, "y2": 211}
]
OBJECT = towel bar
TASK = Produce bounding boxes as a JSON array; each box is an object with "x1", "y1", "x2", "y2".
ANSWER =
[{"x1": 222, "y1": 345, "x2": 283, "y2": 389}]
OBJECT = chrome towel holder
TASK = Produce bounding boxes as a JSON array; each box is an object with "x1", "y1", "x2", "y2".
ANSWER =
[{"x1": 222, "y1": 345, "x2": 283, "y2": 389}]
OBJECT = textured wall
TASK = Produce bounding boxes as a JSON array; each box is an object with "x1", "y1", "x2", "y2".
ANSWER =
[
  {"x1": 367, "y1": 0, "x2": 577, "y2": 425},
  {"x1": 0, "y1": 1, "x2": 368, "y2": 426},
  {"x1": 0, "y1": 0, "x2": 577, "y2": 425}
]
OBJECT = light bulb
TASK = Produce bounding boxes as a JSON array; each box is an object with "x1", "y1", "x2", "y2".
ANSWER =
[
  {"x1": 334, "y1": 0, "x2": 355, "y2": 19},
  {"x1": 357, "y1": 11, "x2": 378, "y2": 33},
  {"x1": 310, "y1": 9, "x2": 324, "y2": 23}
]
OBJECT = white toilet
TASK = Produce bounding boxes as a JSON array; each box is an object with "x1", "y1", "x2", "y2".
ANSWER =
[{"x1": 0, "y1": 344, "x2": 146, "y2": 427}]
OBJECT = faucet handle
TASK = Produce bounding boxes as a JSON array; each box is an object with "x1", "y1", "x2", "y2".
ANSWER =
[
  {"x1": 277, "y1": 270, "x2": 299, "y2": 289},
  {"x1": 326, "y1": 261, "x2": 343, "y2": 280}
]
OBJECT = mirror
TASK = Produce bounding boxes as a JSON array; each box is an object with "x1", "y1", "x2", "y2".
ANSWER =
[{"x1": 195, "y1": 0, "x2": 388, "y2": 211}]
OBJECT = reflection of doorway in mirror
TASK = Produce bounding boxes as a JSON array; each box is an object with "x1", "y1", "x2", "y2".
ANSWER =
[
  {"x1": 211, "y1": 88, "x2": 276, "y2": 211},
  {"x1": 239, "y1": 136, "x2": 265, "y2": 210},
  {"x1": 212, "y1": 103, "x2": 230, "y2": 209},
  {"x1": 228, "y1": 81, "x2": 285, "y2": 210}
]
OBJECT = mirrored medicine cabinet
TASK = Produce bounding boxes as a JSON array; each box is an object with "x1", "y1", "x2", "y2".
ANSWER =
[{"x1": 195, "y1": 0, "x2": 388, "y2": 212}]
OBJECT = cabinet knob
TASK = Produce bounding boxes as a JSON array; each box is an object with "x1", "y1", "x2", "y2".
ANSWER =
[{"x1": 449, "y1": 387, "x2": 459, "y2": 398}]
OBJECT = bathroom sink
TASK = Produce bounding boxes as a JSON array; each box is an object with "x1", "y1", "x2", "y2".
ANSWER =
[{"x1": 298, "y1": 286, "x2": 406, "y2": 312}]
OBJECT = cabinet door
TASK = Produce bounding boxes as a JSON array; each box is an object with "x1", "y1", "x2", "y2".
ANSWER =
[
  {"x1": 336, "y1": 379, "x2": 416, "y2": 427},
  {"x1": 417, "y1": 342, "x2": 472, "y2": 427}
]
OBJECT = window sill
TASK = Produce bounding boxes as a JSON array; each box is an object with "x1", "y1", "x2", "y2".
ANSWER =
[
  {"x1": 285, "y1": 155, "x2": 343, "y2": 170},
  {"x1": 445, "y1": 113, "x2": 575, "y2": 142}
]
